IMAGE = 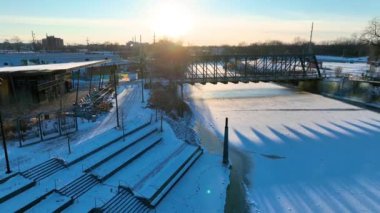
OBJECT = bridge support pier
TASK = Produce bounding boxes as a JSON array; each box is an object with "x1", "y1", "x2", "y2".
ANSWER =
[{"x1": 298, "y1": 80, "x2": 321, "y2": 93}]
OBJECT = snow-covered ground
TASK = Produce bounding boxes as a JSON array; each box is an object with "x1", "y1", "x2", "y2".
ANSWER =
[
  {"x1": 317, "y1": 55, "x2": 368, "y2": 64},
  {"x1": 316, "y1": 55, "x2": 370, "y2": 77},
  {"x1": 0, "y1": 80, "x2": 230, "y2": 212},
  {"x1": 322, "y1": 62, "x2": 370, "y2": 76},
  {"x1": 185, "y1": 82, "x2": 380, "y2": 212}
]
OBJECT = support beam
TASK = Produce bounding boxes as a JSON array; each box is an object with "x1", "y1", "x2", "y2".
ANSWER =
[
  {"x1": 8, "y1": 74, "x2": 16, "y2": 100},
  {"x1": 89, "y1": 70, "x2": 93, "y2": 94},
  {"x1": 75, "y1": 70, "x2": 80, "y2": 106},
  {"x1": 0, "y1": 112, "x2": 11, "y2": 174},
  {"x1": 113, "y1": 69, "x2": 120, "y2": 128}
]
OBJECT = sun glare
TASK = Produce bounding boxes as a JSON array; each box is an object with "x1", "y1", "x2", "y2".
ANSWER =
[{"x1": 152, "y1": 2, "x2": 193, "y2": 38}]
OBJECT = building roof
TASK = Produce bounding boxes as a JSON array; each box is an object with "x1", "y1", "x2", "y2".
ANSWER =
[{"x1": 0, "y1": 60, "x2": 108, "y2": 74}]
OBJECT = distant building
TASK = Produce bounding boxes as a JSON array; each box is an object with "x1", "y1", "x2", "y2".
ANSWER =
[{"x1": 42, "y1": 35, "x2": 64, "y2": 51}]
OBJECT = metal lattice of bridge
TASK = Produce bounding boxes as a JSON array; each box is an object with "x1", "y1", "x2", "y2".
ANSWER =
[{"x1": 184, "y1": 54, "x2": 322, "y2": 84}]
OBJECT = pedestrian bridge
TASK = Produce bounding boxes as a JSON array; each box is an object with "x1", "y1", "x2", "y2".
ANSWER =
[{"x1": 184, "y1": 54, "x2": 322, "y2": 84}]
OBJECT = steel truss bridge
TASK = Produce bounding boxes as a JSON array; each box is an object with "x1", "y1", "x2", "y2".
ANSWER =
[{"x1": 184, "y1": 54, "x2": 322, "y2": 84}]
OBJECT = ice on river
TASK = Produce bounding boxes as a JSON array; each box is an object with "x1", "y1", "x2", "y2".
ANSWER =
[{"x1": 186, "y1": 82, "x2": 380, "y2": 212}]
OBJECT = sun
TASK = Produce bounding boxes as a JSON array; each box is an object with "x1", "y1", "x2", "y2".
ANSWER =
[{"x1": 152, "y1": 2, "x2": 193, "y2": 38}]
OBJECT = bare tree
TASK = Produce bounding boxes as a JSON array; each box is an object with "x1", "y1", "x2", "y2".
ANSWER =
[
  {"x1": 3, "y1": 39, "x2": 11, "y2": 50},
  {"x1": 10, "y1": 36, "x2": 23, "y2": 52},
  {"x1": 361, "y1": 17, "x2": 380, "y2": 47}
]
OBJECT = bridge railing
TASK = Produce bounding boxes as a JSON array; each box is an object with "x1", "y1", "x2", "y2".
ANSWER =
[{"x1": 184, "y1": 54, "x2": 321, "y2": 83}]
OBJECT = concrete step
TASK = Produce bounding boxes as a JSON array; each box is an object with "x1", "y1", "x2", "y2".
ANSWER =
[
  {"x1": 25, "y1": 191, "x2": 72, "y2": 213},
  {"x1": 100, "y1": 188, "x2": 152, "y2": 213},
  {"x1": 83, "y1": 124, "x2": 159, "y2": 173},
  {"x1": 133, "y1": 145, "x2": 203, "y2": 206},
  {"x1": 59, "y1": 174, "x2": 99, "y2": 199},
  {"x1": 22, "y1": 158, "x2": 65, "y2": 181},
  {"x1": 0, "y1": 174, "x2": 36, "y2": 203},
  {"x1": 0, "y1": 185, "x2": 54, "y2": 213},
  {"x1": 22, "y1": 159, "x2": 56, "y2": 177},
  {"x1": 61, "y1": 183, "x2": 116, "y2": 213},
  {"x1": 65, "y1": 121, "x2": 152, "y2": 167},
  {"x1": 91, "y1": 132, "x2": 162, "y2": 181},
  {"x1": 150, "y1": 148, "x2": 203, "y2": 206},
  {"x1": 26, "y1": 174, "x2": 98, "y2": 213}
]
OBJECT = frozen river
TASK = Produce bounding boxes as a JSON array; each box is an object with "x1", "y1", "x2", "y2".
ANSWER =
[{"x1": 185, "y1": 82, "x2": 380, "y2": 212}]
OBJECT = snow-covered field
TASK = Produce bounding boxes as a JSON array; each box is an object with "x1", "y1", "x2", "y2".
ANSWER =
[{"x1": 186, "y1": 82, "x2": 380, "y2": 212}]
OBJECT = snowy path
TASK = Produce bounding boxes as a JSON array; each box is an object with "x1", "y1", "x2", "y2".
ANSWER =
[
  {"x1": 77, "y1": 82, "x2": 139, "y2": 141},
  {"x1": 186, "y1": 82, "x2": 380, "y2": 212}
]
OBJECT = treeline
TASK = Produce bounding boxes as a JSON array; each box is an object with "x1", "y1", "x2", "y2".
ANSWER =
[
  {"x1": 0, "y1": 38, "x2": 374, "y2": 58},
  {"x1": 192, "y1": 38, "x2": 371, "y2": 57}
]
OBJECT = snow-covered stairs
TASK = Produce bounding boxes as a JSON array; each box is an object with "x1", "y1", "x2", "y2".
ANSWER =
[
  {"x1": 98, "y1": 142, "x2": 204, "y2": 211},
  {"x1": 134, "y1": 145, "x2": 203, "y2": 206},
  {"x1": 100, "y1": 187, "x2": 152, "y2": 213},
  {"x1": 25, "y1": 191, "x2": 73, "y2": 213},
  {"x1": 81, "y1": 124, "x2": 159, "y2": 173},
  {"x1": 59, "y1": 174, "x2": 99, "y2": 198},
  {"x1": 0, "y1": 174, "x2": 36, "y2": 203},
  {"x1": 19, "y1": 123, "x2": 162, "y2": 212},
  {"x1": 26, "y1": 174, "x2": 100, "y2": 212},
  {"x1": 22, "y1": 158, "x2": 66, "y2": 181},
  {"x1": 90, "y1": 131, "x2": 162, "y2": 181},
  {"x1": 66, "y1": 120, "x2": 152, "y2": 166}
]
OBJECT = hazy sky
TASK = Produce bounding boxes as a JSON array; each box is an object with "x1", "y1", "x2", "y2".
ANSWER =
[{"x1": 0, "y1": 0, "x2": 379, "y2": 45}]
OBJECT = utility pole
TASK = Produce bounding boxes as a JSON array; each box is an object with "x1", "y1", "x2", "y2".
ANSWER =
[
  {"x1": 113, "y1": 67, "x2": 120, "y2": 128},
  {"x1": 140, "y1": 35, "x2": 145, "y2": 103},
  {"x1": 121, "y1": 110, "x2": 125, "y2": 140},
  {"x1": 31, "y1": 31, "x2": 36, "y2": 43},
  {"x1": 31, "y1": 31, "x2": 36, "y2": 51},
  {"x1": 308, "y1": 22, "x2": 314, "y2": 54},
  {"x1": 75, "y1": 69, "x2": 80, "y2": 131},
  {"x1": 153, "y1": 32, "x2": 156, "y2": 44},
  {"x1": 58, "y1": 74, "x2": 64, "y2": 136},
  {"x1": 160, "y1": 113, "x2": 163, "y2": 132},
  {"x1": 0, "y1": 112, "x2": 11, "y2": 174},
  {"x1": 75, "y1": 70, "x2": 80, "y2": 106}
]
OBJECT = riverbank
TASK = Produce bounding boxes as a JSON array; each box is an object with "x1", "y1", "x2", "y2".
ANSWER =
[
  {"x1": 321, "y1": 93, "x2": 380, "y2": 112},
  {"x1": 297, "y1": 77, "x2": 380, "y2": 112}
]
